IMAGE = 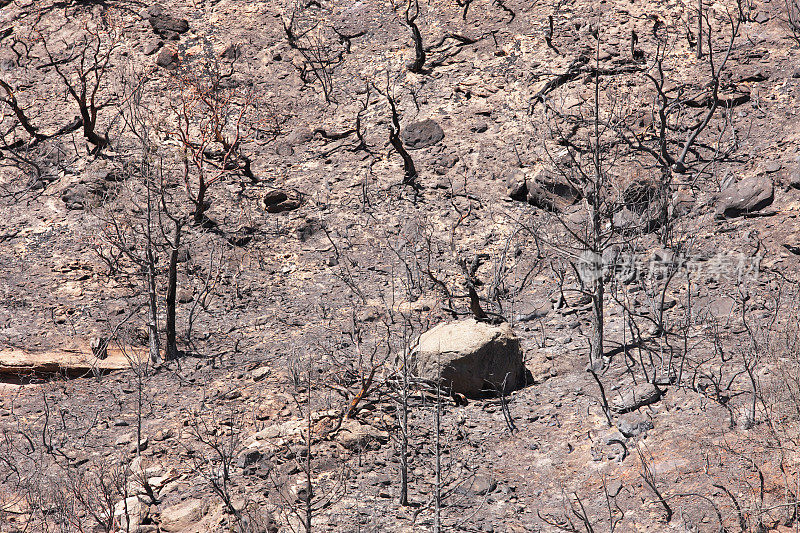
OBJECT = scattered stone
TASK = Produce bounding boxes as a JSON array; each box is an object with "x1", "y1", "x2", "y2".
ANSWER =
[
  {"x1": 401, "y1": 119, "x2": 444, "y2": 149},
  {"x1": 115, "y1": 432, "x2": 133, "y2": 445},
  {"x1": 221, "y1": 43, "x2": 241, "y2": 60},
  {"x1": 617, "y1": 414, "x2": 654, "y2": 437},
  {"x1": 158, "y1": 499, "x2": 210, "y2": 532},
  {"x1": 263, "y1": 190, "x2": 288, "y2": 207},
  {"x1": 787, "y1": 156, "x2": 800, "y2": 188},
  {"x1": 90, "y1": 336, "x2": 108, "y2": 359},
  {"x1": 142, "y1": 39, "x2": 162, "y2": 56},
  {"x1": 114, "y1": 495, "x2": 149, "y2": 530},
  {"x1": 156, "y1": 47, "x2": 178, "y2": 69},
  {"x1": 506, "y1": 169, "x2": 528, "y2": 201},
  {"x1": 130, "y1": 437, "x2": 148, "y2": 454},
  {"x1": 334, "y1": 419, "x2": 389, "y2": 450},
  {"x1": 266, "y1": 199, "x2": 301, "y2": 213},
  {"x1": 148, "y1": 6, "x2": 189, "y2": 40},
  {"x1": 252, "y1": 366, "x2": 270, "y2": 381},
  {"x1": 509, "y1": 168, "x2": 581, "y2": 212},
  {"x1": 470, "y1": 475, "x2": 498, "y2": 496},
  {"x1": 61, "y1": 176, "x2": 109, "y2": 210},
  {"x1": 612, "y1": 383, "x2": 662, "y2": 413},
  {"x1": 754, "y1": 12, "x2": 769, "y2": 24},
  {"x1": 411, "y1": 318, "x2": 527, "y2": 397},
  {"x1": 715, "y1": 176, "x2": 774, "y2": 218}
]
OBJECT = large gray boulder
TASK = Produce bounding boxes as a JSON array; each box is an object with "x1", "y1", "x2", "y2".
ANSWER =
[
  {"x1": 411, "y1": 319, "x2": 526, "y2": 397},
  {"x1": 714, "y1": 176, "x2": 774, "y2": 218}
]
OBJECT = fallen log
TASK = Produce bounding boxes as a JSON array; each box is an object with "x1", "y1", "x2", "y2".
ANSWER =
[{"x1": 0, "y1": 344, "x2": 148, "y2": 380}]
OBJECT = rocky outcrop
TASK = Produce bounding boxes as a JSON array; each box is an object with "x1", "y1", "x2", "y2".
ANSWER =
[{"x1": 411, "y1": 319, "x2": 527, "y2": 397}]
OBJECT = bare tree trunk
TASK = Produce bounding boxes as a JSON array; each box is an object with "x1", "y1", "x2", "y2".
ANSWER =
[
  {"x1": 145, "y1": 183, "x2": 161, "y2": 364},
  {"x1": 697, "y1": 0, "x2": 703, "y2": 58},
  {"x1": 165, "y1": 220, "x2": 184, "y2": 361},
  {"x1": 385, "y1": 89, "x2": 418, "y2": 187},
  {"x1": 194, "y1": 179, "x2": 207, "y2": 225},
  {"x1": 590, "y1": 269, "x2": 604, "y2": 367},
  {"x1": 399, "y1": 337, "x2": 410, "y2": 506},
  {"x1": 305, "y1": 366, "x2": 313, "y2": 533},
  {"x1": 434, "y1": 380, "x2": 442, "y2": 533},
  {"x1": 588, "y1": 41, "x2": 604, "y2": 370},
  {"x1": 405, "y1": 0, "x2": 426, "y2": 73}
]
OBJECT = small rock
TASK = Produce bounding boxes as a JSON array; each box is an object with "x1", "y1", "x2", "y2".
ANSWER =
[
  {"x1": 148, "y1": 7, "x2": 189, "y2": 39},
  {"x1": 176, "y1": 287, "x2": 194, "y2": 303},
  {"x1": 142, "y1": 39, "x2": 162, "y2": 56},
  {"x1": 714, "y1": 176, "x2": 774, "y2": 218},
  {"x1": 156, "y1": 47, "x2": 178, "y2": 69},
  {"x1": 335, "y1": 419, "x2": 389, "y2": 450},
  {"x1": 401, "y1": 119, "x2": 444, "y2": 150},
  {"x1": 472, "y1": 121, "x2": 488, "y2": 133},
  {"x1": 470, "y1": 475, "x2": 498, "y2": 496},
  {"x1": 612, "y1": 383, "x2": 662, "y2": 413},
  {"x1": 252, "y1": 366, "x2": 270, "y2": 381},
  {"x1": 159, "y1": 499, "x2": 210, "y2": 532},
  {"x1": 263, "y1": 190, "x2": 288, "y2": 207},
  {"x1": 115, "y1": 432, "x2": 133, "y2": 445},
  {"x1": 606, "y1": 480, "x2": 623, "y2": 497},
  {"x1": 599, "y1": 428, "x2": 626, "y2": 445},
  {"x1": 130, "y1": 437, "x2": 148, "y2": 454},
  {"x1": 221, "y1": 43, "x2": 241, "y2": 60},
  {"x1": 90, "y1": 336, "x2": 108, "y2": 359},
  {"x1": 154, "y1": 428, "x2": 174, "y2": 441},
  {"x1": 617, "y1": 414, "x2": 654, "y2": 437},
  {"x1": 266, "y1": 199, "x2": 301, "y2": 213}
]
